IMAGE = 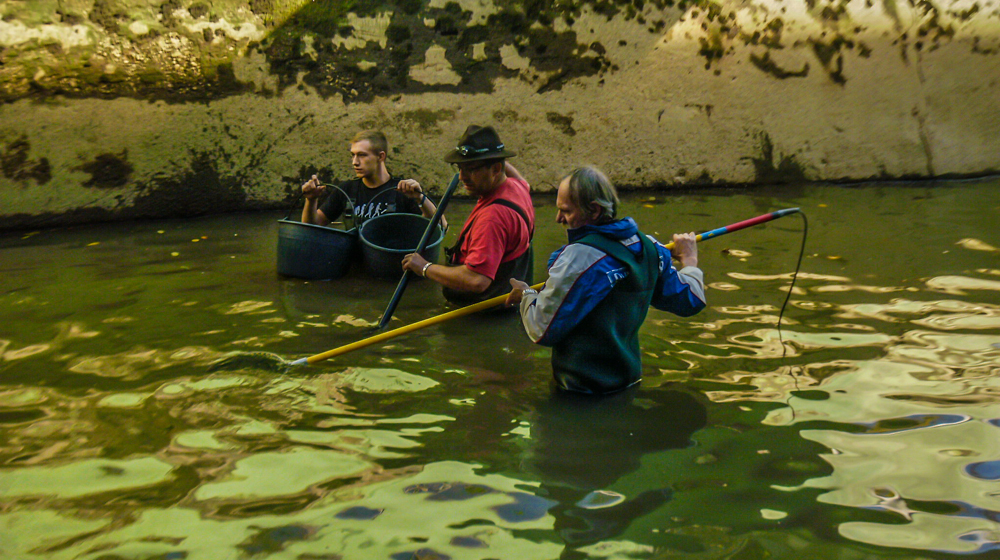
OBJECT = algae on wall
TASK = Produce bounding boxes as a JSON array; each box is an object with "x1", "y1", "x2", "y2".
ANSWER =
[{"x1": 1, "y1": 0, "x2": 998, "y2": 230}]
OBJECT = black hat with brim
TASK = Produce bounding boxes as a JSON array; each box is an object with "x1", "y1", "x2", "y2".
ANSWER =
[{"x1": 443, "y1": 125, "x2": 517, "y2": 163}]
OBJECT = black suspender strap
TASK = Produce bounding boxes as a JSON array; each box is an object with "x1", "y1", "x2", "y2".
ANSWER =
[{"x1": 446, "y1": 198, "x2": 532, "y2": 259}]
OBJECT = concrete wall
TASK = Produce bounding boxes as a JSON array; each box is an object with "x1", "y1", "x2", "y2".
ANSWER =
[{"x1": 1, "y1": 0, "x2": 998, "y2": 230}]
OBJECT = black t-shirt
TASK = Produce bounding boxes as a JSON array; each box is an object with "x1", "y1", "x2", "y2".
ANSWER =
[{"x1": 319, "y1": 177, "x2": 420, "y2": 223}]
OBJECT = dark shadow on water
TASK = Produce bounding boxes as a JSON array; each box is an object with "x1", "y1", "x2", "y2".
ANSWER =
[{"x1": 524, "y1": 386, "x2": 707, "y2": 551}]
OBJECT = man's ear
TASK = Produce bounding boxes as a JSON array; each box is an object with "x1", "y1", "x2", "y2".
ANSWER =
[
  {"x1": 377, "y1": 151, "x2": 387, "y2": 163},
  {"x1": 588, "y1": 202, "x2": 603, "y2": 221}
]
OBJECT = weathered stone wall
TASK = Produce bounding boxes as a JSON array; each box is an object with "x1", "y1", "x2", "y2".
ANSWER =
[{"x1": 1, "y1": 0, "x2": 998, "y2": 230}]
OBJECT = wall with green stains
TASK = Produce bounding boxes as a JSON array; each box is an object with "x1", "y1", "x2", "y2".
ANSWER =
[{"x1": 1, "y1": 0, "x2": 998, "y2": 229}]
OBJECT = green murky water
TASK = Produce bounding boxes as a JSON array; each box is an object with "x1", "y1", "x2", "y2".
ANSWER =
[{"x1": 2, "y1": 178, "x2": 999, "y2": 559}]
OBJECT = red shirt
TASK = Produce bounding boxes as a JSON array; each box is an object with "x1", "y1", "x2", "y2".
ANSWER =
[{"x1": 455, "y1": 177, "x2": 534, "y2": 280}]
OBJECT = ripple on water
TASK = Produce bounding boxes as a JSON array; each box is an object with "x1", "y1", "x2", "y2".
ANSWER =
[
  {"x1": 335, "y1": 505, "x2": 384, "y2": 520},
  {"x1": 889, "y1": 330, "x2": 1000, "y2": 371},
  {"x1": 915, "y1": 310, "x2": 1000, "y2": 331},
  {"x1": 2, "y1": 184, "x2": 998, "y2": 559},
  {"x1": 761, "y1": 341, "x2": 1000, "y2": 554},
  {"x1": 965, "y1": 461, "x2": 1000, "y2": 481},
  {"x1": 0, "y1": 457, "x2": 175, "y2": 499},
  {"x1": 337, "y1": 368, "x2": 440, "y2": 393},
  {"x1": 193, "y1": 447, "x2": 372, "y2": 501},
  {"x1": 926, "y1": 275, "x2": 1000, "y2": 295}
]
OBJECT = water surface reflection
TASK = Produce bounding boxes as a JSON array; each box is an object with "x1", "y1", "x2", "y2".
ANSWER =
[{"x1": 1, "y1": 179, "x2": 999, "y2": 558}]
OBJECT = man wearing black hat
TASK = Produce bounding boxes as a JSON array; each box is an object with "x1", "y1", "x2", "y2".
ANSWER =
[{"x1": 402, "y1": 125, "x2": 534, "y2": 304}]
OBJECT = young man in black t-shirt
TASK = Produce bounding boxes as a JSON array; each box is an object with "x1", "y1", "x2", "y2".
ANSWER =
[{"x1": 300, "y1": 131, "x2": 445, "y2": 228}]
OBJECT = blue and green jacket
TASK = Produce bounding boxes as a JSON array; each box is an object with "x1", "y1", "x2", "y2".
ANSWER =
[{"x1": 518, "y1": 218, "x2": 706, "y2": 394}]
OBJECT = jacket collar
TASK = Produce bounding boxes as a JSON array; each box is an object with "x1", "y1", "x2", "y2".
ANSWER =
[{"x1": 567, "y1": 217, "x2": 638, "y2": 243}]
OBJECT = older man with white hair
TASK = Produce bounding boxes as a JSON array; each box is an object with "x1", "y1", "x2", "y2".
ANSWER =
[{"x1": 507, "y1": 166, "x2": 706, "y2": 395}]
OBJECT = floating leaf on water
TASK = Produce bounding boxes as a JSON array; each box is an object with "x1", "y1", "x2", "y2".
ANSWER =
[
  {"x1": 171, "y1": 252, "x2": 179, "y2": 257},
  {"x1": 957, "y1": 238, "x2": 999, "y2": 252},
  {"x1": 225, "y1": 301, "x2": 273, "y2": 315},
  {"x1": 941, "y1": 449, "x2": 976, "y2": 457},
  {"x1": 333, "y1": 314, "x2": 377, "y2": 327},
  {"x1": 575, "y1": 490, "x2": 626, "y2": 509},
  {"x1": 87, "y1": 242, "x2": 100, "y2": 246},
  {"x1": 3, "y1": 344, "x2": 51, "y2": 361},
  {"x1": 761, "y1": 509, "x2": 788, "y2": 520},
  {"x1": 696, "y1": 454, "x2": 718, "y2": 465},
  {"x1": 707, "y1": 282, "x2": 741, "y2": 291}
]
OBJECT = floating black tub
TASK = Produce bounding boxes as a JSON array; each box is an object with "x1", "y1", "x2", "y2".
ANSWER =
[
  {"x1": 359, "y1": 213, "x2": 444, "y2": 280},
  {"x1": 276, "y1": 219, "x2": 358, "y2": 280}
]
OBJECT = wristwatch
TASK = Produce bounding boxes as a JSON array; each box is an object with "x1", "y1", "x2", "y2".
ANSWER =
[
  {"x1": 521, "y1": 288, "x2": 537, "y2": 297},
  {"x1": 421, "y1": 262, "x2": 433, "y2": 277}
]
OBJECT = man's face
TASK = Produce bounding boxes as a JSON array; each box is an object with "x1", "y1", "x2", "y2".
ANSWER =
[
  {"x1": 456, "y1": 160, "x2": 497, "y2": 196},
  {"x1": 555, "y1": 178, "x2": 596, "y2": 229},
  {"x1": 350, "y1": 140, "x2": 383, "y2": 179}
]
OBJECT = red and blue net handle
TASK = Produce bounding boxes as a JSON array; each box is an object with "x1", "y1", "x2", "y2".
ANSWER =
[{"x1": 696, "y1": 208, "x2": 800, "y2": 242}]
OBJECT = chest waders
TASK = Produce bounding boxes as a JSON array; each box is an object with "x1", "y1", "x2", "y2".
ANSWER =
[{"x1": 552, "y1": 232, "x2": 659, "y2": 395}]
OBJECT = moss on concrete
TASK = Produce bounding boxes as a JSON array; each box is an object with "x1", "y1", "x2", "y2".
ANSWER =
[
  {"x1": 0, "y1": 1, "x2": 998, "y2": 230},
  {"x1": 750, "y1": 133, "x2": 809, "y2": 185},
  {"x1": 546, "y1": 112, "x2": 577, "y2": 136},
  {"x1": 1, "y1": 136, "x2": 52, "y2": 185},
  {"x1": 0, "y1": 0, "x2": 268, "y2": 102},
  {"x1": 77, "y1": 151, "x2": 133, "y2": 189},
  {"x1": 3, "y1": 0, "x2": 994, "y2": 103},
  {"x1": 130, "y1": 151, "x2": 251, "y2": 218},
  {"x1": 257, "y1": 0, "x2": 660, "y2": 102}
]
